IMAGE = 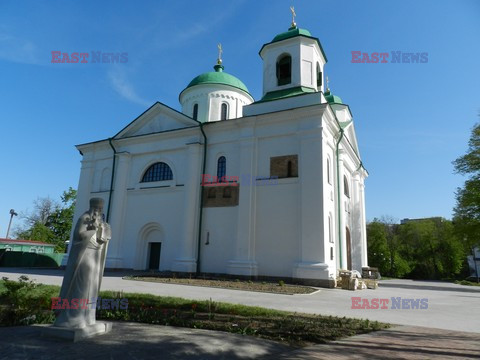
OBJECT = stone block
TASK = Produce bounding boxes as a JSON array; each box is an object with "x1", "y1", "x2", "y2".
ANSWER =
[{"x1": 39, "y1": 321, "x2": 112, "y2": 342}]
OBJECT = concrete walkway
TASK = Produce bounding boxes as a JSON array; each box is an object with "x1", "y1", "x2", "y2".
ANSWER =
[
  {"x1": 1, "y1": 322, "x2": 479, "y2": 360},
  {"x1": 0, "y1": 321, "x2": 290, "y2": 360},
  {"x1": 271, "y1": 325, "x2": 480, "y2": 359},
  {"x1": 1, "y1": 268, "x2": 479, "y2": 333}
]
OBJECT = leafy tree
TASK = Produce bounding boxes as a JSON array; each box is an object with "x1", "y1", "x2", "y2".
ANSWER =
[
  {"x1": 368, "y1": 217, "x2": 464, "y2": 279},
  {"x1": 399, "y1": 218, "x2": 463, "y2": 279},
  {"x1": 14, "y1": 188, "x2": 76, "y2": 252},
  {"x1": 367, "y1": 216, "x2": 410, "y2": 278},
  {"x1": 366, "y1": 220, "x2": 389, "y2": 275},
  {"x1": 453, "y1": 121, "x2": 480, "y2": 252},
  {"x1": 48, "y1": 188, "x2": 77, "y2": 249}
]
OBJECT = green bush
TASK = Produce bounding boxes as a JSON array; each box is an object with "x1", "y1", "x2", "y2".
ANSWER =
[{"x1": 0, "y1": 276, "x2": 57, "y2": 326}]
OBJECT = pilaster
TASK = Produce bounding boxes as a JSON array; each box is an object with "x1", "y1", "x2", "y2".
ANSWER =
[
  {"x1": 337, "y1": 149, "x2": 347, "y2": 270},
  {"x1": 106, "y1": 152, "x2": 131, "y2": 269},
  {"x1": 227, "y1": 137, "x2": 258, "y2": 276},
  {"x1": 293, "y1": 129, "x2": 330, "y2": 281},
  {"x1": 172, "y1": 143, "x2": 201, "y2": 272}
]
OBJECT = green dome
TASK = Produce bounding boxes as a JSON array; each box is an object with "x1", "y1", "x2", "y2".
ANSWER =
[
  {"x1": 272, "y1": 26, "x2": 312, "y2": 43},
  {"x1": 259, "y1": 25, "x2": 328, "y2": 63},
  {"x1": 183, "y1": 64, "x2": 250, "y2": 95},
  {"x1": 324, "y1": 89, "x2": 343, "y2": 104}
]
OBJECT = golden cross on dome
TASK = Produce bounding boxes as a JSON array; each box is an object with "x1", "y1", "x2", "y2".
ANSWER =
[
  {"x1": 326, "y1": 76, "x2": 330, "y2": 91},
  {"x1": 217, "y1": 43, "x2": 223, "y2": 64},
  {"x1": 290, "y1": 6, "x2": 297, "y2": 27}
]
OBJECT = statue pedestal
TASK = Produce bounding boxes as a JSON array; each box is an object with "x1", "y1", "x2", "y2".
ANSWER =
[{"x1": 40, "y1": 321, "x2": 112, "y2": 342}]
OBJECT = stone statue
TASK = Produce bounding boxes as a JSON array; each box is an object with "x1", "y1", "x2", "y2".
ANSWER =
[{"x1": 54, "y1": 197, "x2": 111, "y2": 330}]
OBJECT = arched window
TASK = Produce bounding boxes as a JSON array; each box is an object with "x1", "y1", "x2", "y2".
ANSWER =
[
  {"x1": 220, "y1": 103, "x2": 228, "y2": 120},
  {"x1": 327, "y1": 157, "x2": 331, "y2": 184},
  {"x1": 276, "y1": 54, "x2": 292, "y2": 86},
  {"x1": 217, "y1": 156, "x2": 226, "y2": 182},
  {"x1": 344, "y1": 175, "x2": 350, "y2": 198},
  {"x1": 192, "y1": 104, "x2": 198, "y2": 120},
  {"x1": 316, "y1": 62, "x2": 322, "y2": 87},
  {"x1": 141, "y1": 162, "x2": 173, "y2": 182}
]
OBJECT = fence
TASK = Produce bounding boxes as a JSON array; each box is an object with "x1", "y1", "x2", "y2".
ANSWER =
[{"x1": 0, "y1": 250, "x2": 63, "y2": 267}]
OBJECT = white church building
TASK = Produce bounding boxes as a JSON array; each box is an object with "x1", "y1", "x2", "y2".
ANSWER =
[{"x1": 71, "y1": 21, "x2": 368, "y2": 287}]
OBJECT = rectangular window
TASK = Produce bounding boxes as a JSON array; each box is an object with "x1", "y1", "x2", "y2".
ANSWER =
[
  {"x1": 270, "y1": 155, "x2": 298, "y2": 179},
  {"x1": 203, "y1": 185, "x2": 239, "y2": 207}
]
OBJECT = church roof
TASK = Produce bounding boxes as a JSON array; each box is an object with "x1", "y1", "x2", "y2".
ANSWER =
[
  {"x1": 181, "y1": 64, "x2": 251, "y2": 95},
  {"x1": 272, "y1": 26, "x2": 312, "y2": 42},
  {"x1": 0, "y1": 238, "x2": 55, "y2": 246},
  {"x1": 339, "y1": 120, "x2": 352, "y2": 129},
  {"x1": 259, "y1": 25, "x2": 328, "y2": 62},
  {"x1": 324, "y1": 89, "x2": 343, "y2": 104},
  {"x1": 257, "y1": 86, "x2": 316, "y2": 103}
]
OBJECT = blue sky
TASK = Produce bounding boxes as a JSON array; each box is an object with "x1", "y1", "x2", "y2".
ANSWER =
[{"x1": 0, "y1": 0, "x2": 479, "y2": 234}]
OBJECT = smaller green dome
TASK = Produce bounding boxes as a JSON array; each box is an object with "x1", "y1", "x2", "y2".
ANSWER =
[
  {"x1": 324, "y1": 89, "x2": 343, "y2": 104},
  {"x1": 272, "y1": 25, "x2": 312, "y2": 43},
  {"x1": 183, "y1": 64, "x2": 250, "y2": 95}
]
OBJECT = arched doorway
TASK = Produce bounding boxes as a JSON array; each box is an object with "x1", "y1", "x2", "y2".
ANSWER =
[
  {"x1": 346, "y1": 227, "x2": 352, "y2": 270},
  {"x1": 135, "y1": 223, "x2": 163, "y2": 270}
]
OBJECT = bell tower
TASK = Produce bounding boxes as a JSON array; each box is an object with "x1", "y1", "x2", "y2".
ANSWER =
[{"x1": 258, "y1": 8, "x2": 328, "y2": 100}]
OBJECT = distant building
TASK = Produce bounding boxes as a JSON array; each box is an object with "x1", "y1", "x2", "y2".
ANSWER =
[
  {"x1": 400, "y1": 217, "x2": 443, "y2": 225},
  {"x1": 0, "y1": 238, "x2": 55, "y2": 254}
]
